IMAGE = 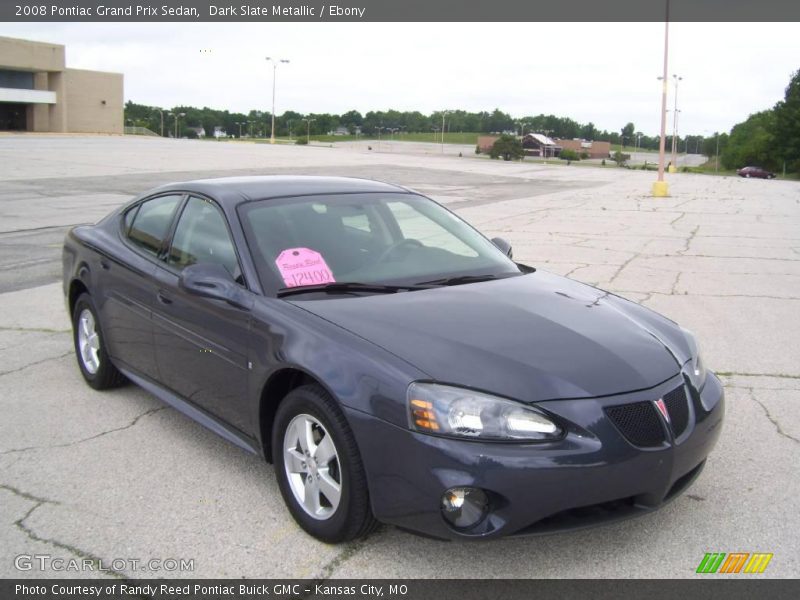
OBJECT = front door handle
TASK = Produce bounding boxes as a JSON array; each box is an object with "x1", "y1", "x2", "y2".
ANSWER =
[{"x1": 156, "y1": 291, "x2": 173, "y2": 305}]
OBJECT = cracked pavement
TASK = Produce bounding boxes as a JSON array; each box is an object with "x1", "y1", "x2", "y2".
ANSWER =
[{"x1": 0, "y1": 136, "x2": 798, "y2": 579}]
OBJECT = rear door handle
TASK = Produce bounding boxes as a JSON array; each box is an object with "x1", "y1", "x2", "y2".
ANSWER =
[{"x1": 156, "y1": 291, "x2": 173, "y2": 305}]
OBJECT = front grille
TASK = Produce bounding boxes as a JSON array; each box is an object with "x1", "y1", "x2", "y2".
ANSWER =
[
  {"x1": 516, "y1": 496, "x2": 639, "y2": 535},
  {"x1": 663, "y1": 385, "x2": 689, "y2": 437},
  {"x1": 605, "y1": 401, "x2": 666, "y2": 447}
]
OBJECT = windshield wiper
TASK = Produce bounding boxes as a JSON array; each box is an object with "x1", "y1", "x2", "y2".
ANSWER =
[
  {"x1": 417, "y1": 274, "x2": 502, "y2": 286},
  {"x1": 277, "y1": 282, "x2": 434, "y2": 298}
]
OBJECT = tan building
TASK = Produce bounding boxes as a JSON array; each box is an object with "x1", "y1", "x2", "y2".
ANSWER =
[
  {"x1": 556, "y1": 139, "x2": 612, "y2": 159},
  {"x1": 0, "y1": 36, "x2": 123, "y2": 133}
]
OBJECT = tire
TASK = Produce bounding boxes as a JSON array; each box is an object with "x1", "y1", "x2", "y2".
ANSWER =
[
  {"x1": 72, "y1": 293, "x2": 126, "y2": 390},
  {"x1": 272, "y1": 384, "x2": 378, "y2": 543}
]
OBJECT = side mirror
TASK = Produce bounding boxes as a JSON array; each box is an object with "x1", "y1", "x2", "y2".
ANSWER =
[
  {"x1": 179, "y1": 263, "x2": 252, "y2": 310},
  {"x1": 491, "y1": 237, "x2": 513, "y2": 259}
]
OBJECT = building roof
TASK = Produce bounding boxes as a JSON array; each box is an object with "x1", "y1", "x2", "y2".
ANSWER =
[{"x1": 526, "y1": 133, "x2": 558, "y2": 146}]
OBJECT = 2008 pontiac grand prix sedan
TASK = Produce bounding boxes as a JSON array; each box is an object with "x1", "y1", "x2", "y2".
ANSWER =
[{"x1": 63, "y1": 176, "x2": 724, "y2": 542}]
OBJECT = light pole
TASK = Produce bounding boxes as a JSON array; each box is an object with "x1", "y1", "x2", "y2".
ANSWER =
[
  {"x1": 670, "y1": 73, "x2": 682, "y2": 172},
  {"x1": 376, "y1": 125, "x2": 384, "y2": 151},
  {"x1": 441, "y1": 110, "x2": 449, "y2": 153},
  {"x1": 302, "y1": 117, "x2": 315, "y2": 144},
  {"x1": 266, "y1": 57, "x2": 290, "y2": 144},
  {"x1": 715, "y1": 132, "x2": 720, "y2": 172},
  {"x1": 171, "y1": 112, "x2": 185, "y2": 138},
  {"x1": 287, "y1": 120, "x2": 293, "y2": 141},
  {"x1": 542, "y1": 129, "x2": 554, "y2": 158},
  {"x1": 235, "y1": 122, "x2": 244, "y2": 138},
  {"x1": 155, "y1": 110, "x2": 164, "y2": 137},
  {"x1": 653, "y1": 0, "x2": 671, "y2": 197}
]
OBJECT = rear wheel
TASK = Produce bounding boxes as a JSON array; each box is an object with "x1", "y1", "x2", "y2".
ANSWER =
[
  {"x1": 72, "y1": 293, "x2": 125, "y2": 389},
  {"x1": 272, "y1": 384, "x2": 378, "y2": 543}
]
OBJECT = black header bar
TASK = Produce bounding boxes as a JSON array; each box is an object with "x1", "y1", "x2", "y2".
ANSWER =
[
  {"x1": 3, "y1": 0, "x2": 800, "y2": 22},
  {"x1": 2, "y1": 579, "x2": 800, "y2": 600}
]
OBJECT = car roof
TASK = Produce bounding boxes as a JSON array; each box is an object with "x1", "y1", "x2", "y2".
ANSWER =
[{"x1": 151, "y1": 176, "x2": 411, "y2": 206}]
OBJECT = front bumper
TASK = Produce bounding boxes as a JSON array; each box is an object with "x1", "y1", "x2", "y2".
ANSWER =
[{"x1": 347, "y1": 372, "x2": 724, "y2": 540}]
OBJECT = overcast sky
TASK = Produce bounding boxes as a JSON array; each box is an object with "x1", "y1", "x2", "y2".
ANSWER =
[{"x1": 2, "y1": 22, "x2": 798, "y2": 135}]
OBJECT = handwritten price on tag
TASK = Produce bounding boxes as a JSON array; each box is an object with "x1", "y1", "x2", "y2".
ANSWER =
[{"x1": 276, "y1": 248, "x2": 336, "y2": 288}]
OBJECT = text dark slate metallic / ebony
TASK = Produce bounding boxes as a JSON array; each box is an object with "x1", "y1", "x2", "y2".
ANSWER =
[{"x1": 62, "y1": 176, "x2": 724, "y2": 542}]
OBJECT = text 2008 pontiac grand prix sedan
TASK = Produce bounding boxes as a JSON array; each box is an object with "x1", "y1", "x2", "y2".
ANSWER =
[{"x1": 63, "y1": 176, "x2": 724, "y2": 542}]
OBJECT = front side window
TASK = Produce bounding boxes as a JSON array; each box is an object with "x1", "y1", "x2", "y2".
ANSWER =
[
  {"x1": 127, "y1": 194, "x2": 182, "y2": 256},
  {"x1": 168, "y1": 196, "x2": 241, "y2": 282},
  {"x1": 239, "y1": 192, "x2": 520, "y2": 295}
]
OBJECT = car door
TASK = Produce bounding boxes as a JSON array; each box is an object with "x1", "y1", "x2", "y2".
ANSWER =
[
  {"x1": 150, "y1": 195, "x2": 253, "y2": 436},
  {"x1": 100, "y1": 193, "x2": 183, "y2": 380}
]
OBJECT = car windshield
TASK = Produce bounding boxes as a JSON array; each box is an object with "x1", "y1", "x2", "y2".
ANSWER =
[{"x1": 238, "y1": 192, "x2": 523, "y2": 296}]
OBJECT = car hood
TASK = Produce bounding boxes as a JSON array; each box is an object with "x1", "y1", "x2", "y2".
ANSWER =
[{"x1": 293, "y1": 272, "x2": 687, "y2": 403}]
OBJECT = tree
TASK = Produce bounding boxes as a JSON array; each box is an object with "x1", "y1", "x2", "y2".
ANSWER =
[
  {"x1": 702, "y1": 132, "x2": 728, "y2": 159},
  {"x1": 580, "y1": 122, "x2": 599, "y2": 140},
  {"x1": 487, "y1": 108, "x2": 514, "y2": 133},
  {"x1": 721, "y1": 111, "x2": 778, "y2": 170},
  {"x1": 773, "y1": 68, "x2": 800, "y2": 172},
  {"x1": 340, "y1": 109, "x2": 363, "y2": 134},
  {"x1": 621, "y1": 122, "x2": 635, "y2": 148},
  {"x1": 489, "y1": 135, "x2": 524, "y2": 161}
]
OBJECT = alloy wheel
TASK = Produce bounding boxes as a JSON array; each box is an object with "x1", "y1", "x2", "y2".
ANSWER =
[
  {"x1": 77, "y1": 308, "x2": 101, "y2": 374},
  {"x1": 283, "y1": 413, "x2": 342, "y2": 520}
]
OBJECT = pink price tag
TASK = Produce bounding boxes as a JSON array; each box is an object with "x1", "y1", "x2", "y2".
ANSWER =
[{"x1": 276, "y1": 248, "x2": 336, "y2": 288}]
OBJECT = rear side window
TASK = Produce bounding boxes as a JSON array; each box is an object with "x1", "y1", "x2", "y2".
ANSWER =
[
  {"x1": 123, "y1": 204, "x2": 139, "y2": 234},
  {"x1": 127, "y1": 195, "x2": 182, "y2": 256}
]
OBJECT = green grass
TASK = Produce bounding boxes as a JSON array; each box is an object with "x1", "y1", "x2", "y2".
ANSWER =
[
  {"x1": 387, "y1": 132, "x2": 479, "y2": 144},
  {"x1": 612, "y1": 144, "x2": 659, "y2": 154},
  {"x1": 305, "y1": 132, "x2": 480, "y2": 145}
]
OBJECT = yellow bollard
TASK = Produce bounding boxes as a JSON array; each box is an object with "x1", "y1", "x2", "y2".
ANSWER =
[{"x1": 652, "y1": 181, "x2": 670, "y2": 197}]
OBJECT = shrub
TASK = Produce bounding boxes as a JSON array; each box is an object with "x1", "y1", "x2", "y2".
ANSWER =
[
  {"x1": 475, "y1": 144, "x2": 481, "y2": 155},
  {"x1": 601, "y1": 159, "x2": 606, "y2": 166},
  {"x1": 579, "y1": 151, "x2": 590, "y2": 160},
  {"x1": 560, "y1": 149, "x2": 580, "y2": 161},
  {"x1": 295, "y1": 138, "x2": 308, "y2": 145},
  {"x1": 612, "y1": 151, "x2": 630, "y2": 166}
]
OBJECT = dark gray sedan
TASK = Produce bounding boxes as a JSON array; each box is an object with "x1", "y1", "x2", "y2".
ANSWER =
[{"x1": 63, "y1": 176, "x2": 724, "y2": 542}]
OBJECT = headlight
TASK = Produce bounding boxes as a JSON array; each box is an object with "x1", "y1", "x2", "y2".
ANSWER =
[
  {"x1": 682, "y1": 328, "x2": 707, "y2": 390},
  {"x1": 407, "y1": 382, "x2": 562, "y2": 442}
]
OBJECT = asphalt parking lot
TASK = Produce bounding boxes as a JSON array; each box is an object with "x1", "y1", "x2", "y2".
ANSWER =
[{"x1": 0, "y1": 135, "x2": 798, "y2": 579}]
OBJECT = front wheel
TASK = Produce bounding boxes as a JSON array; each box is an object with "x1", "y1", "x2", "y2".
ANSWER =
[
  {"x1": 72, "y1": 293, "x2": 126, "y2": 389},
  {"x1": 272, "y1": 384, "x2": 378, "y2": 543}
]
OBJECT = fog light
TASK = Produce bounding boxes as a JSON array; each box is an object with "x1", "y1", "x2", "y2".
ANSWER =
[{"x1": 441, "y1": 487, "x2": 489, "y2": 530}]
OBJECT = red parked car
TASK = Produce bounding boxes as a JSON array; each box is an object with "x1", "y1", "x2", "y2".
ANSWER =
[{"x1": 737, "y1": 166, "x2": 775, "y2": 179}]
